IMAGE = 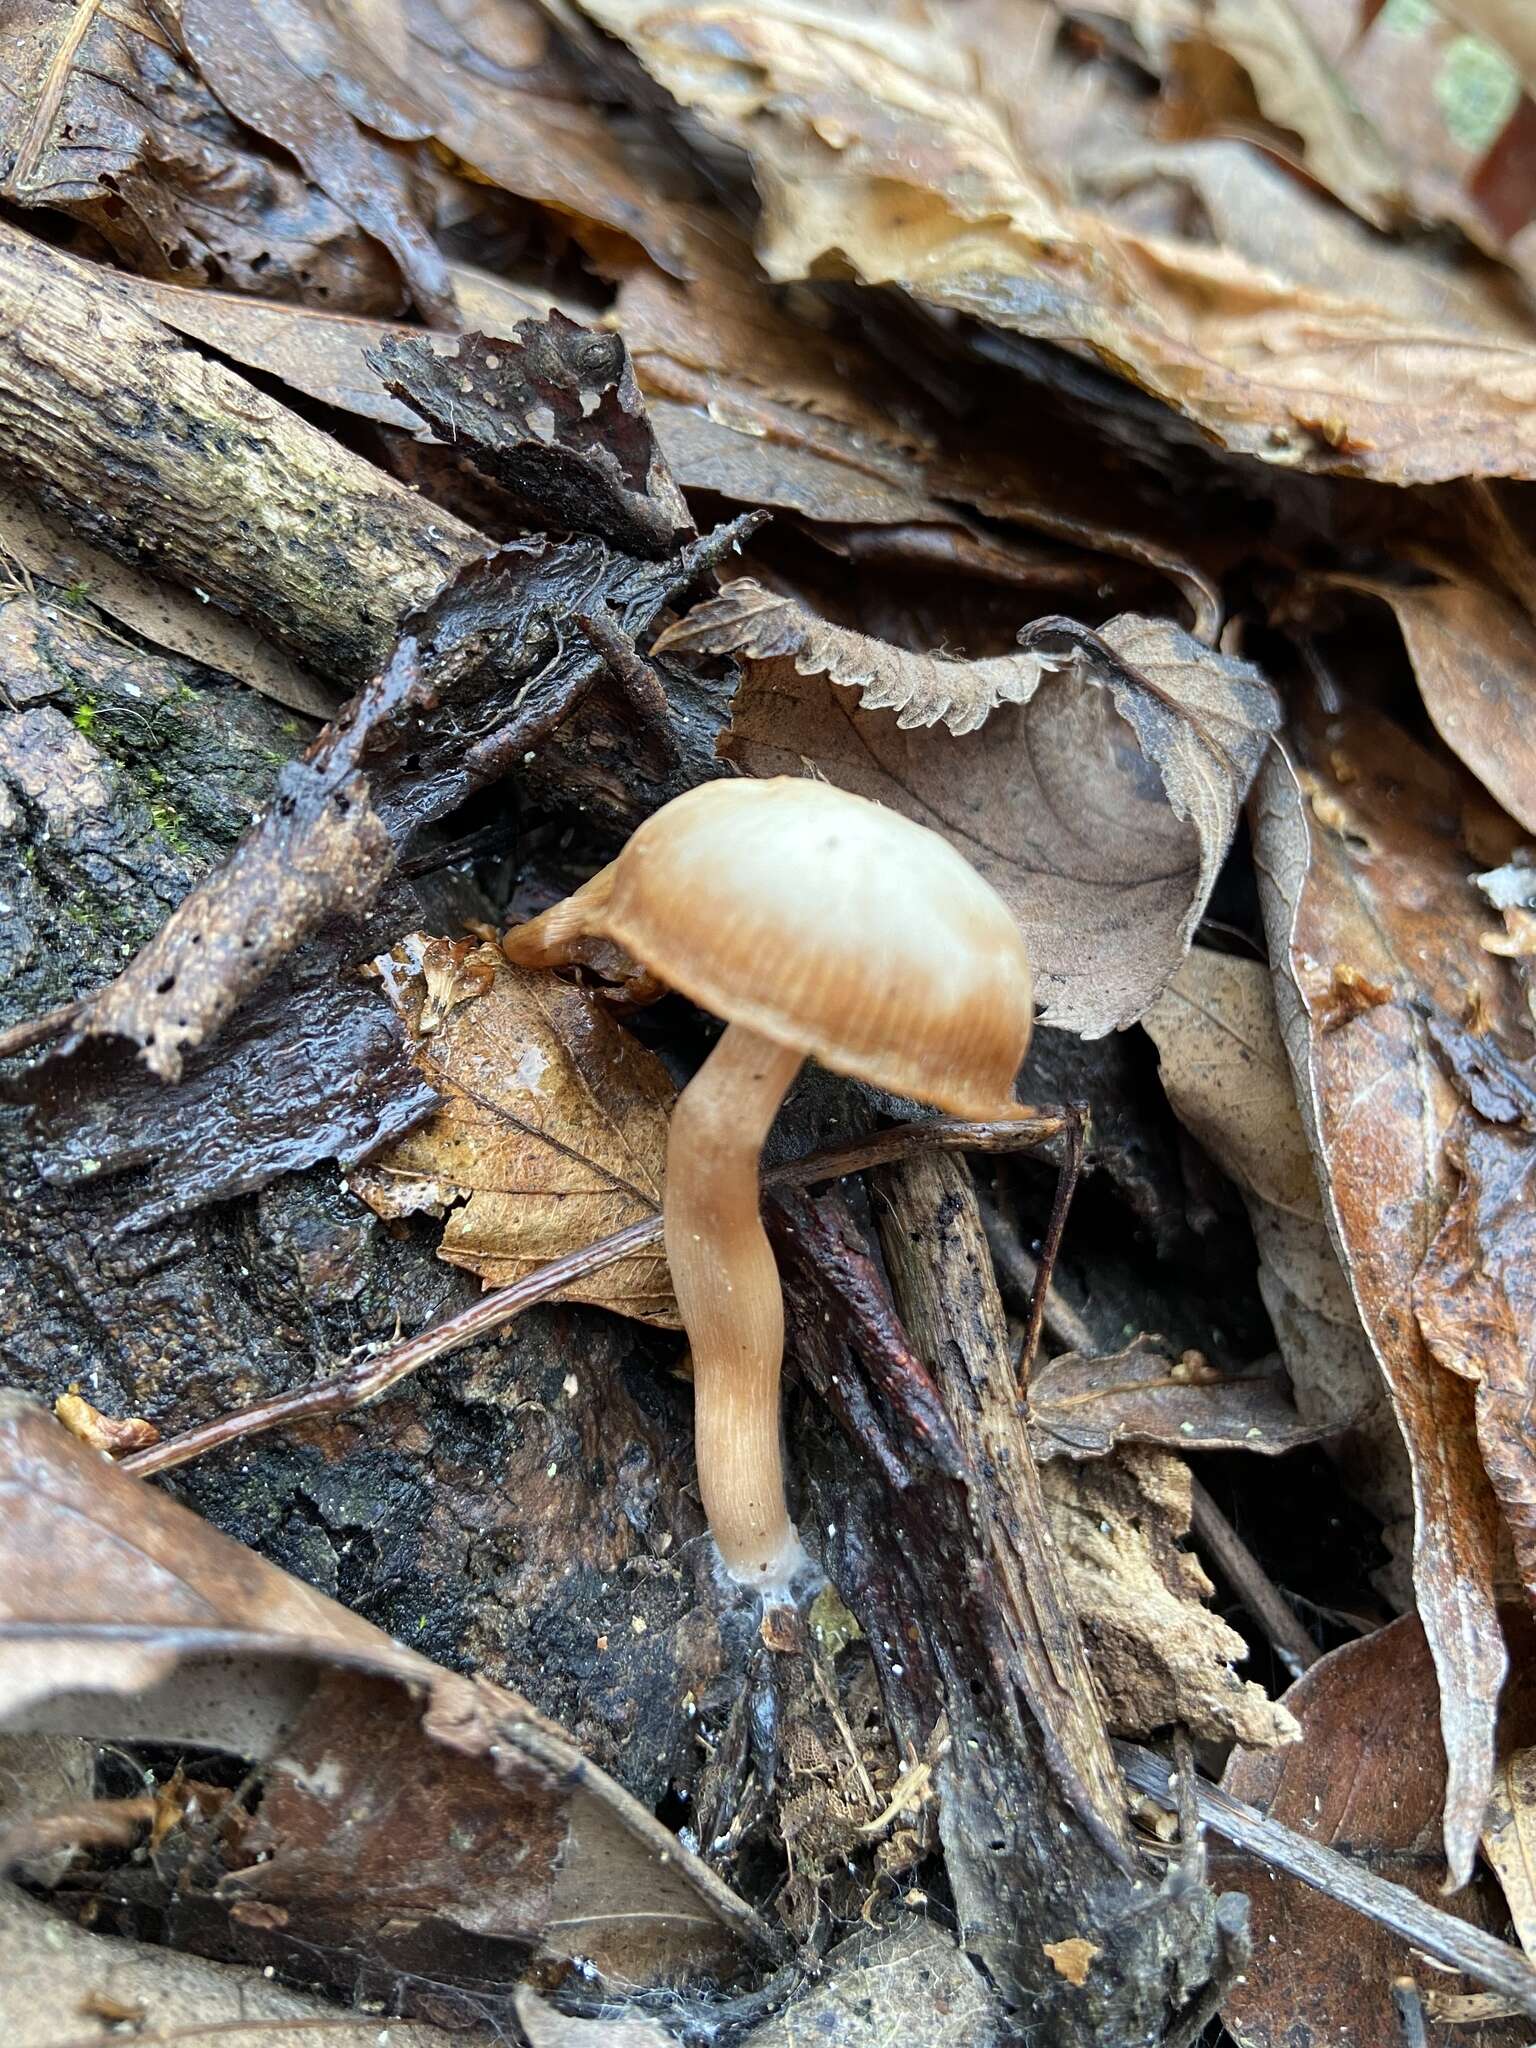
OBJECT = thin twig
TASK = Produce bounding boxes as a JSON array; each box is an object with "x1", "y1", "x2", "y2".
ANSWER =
[
  {"x1": 981, "y1": 1200, "x2": 1098, "y2": 1355},
  {"x1": 1187, "y1": 1473, "x2": 1319, "y2": 1679},
  {"x1": 0, "y1": 997, "x2": 82, "y2": 1062},
  {"x1": 1118, "y1": 1742, "x2": 1536, "y2": 2020},
  {"x1": 1392, "y1": 1978, "x2": 1430, "y2": 2048},
  {"x1": 575, "y1": 606, "x2": 674, "y2": 735},
  {"x1": 1015, "y1": 1103, "x2": 1086, "y2": 1386},
  {"x1": 122, "y1": 1111, "x2": 1071, "y2": 1481}
]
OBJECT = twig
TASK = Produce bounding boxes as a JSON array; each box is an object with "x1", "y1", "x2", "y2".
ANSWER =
[
  {"x1": 575, "y1": 606, "x2": 674, "y2": 732},
  {"x1": 0, "y1": 997, "x2": 81, "y2": 1061},
  {"x1": 1187, "y1": 1474, "x2": 1319, "y2": 1679},
  {"x1": 1014, "y1": 1103, "x2": 1086, "y2": 1387},
  {"x1": 981, "y1": 1200, "x2": 1099, "y2": 1355},
  {"x1": 1392, "y1": 1978, "x2": 1430, "y2": 2048},
  {"x1": 1117, "y1": 1742, "x2": 1536, "y2": 2020},
  {"x1": 122, "y1": 1111, "x2": 1072, "y2": 1481}
]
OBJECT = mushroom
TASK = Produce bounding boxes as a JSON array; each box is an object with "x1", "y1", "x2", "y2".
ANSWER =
[{"x1": 505, "y1": 777, "x2": 1034, "y2": 1588}]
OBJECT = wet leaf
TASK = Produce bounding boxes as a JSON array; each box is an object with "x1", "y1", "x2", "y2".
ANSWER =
[
  {"x1": 373, "y1": 315, "x2": 694, "y2": 557},
  {"x1": 1219, "y1": 1613, "x2": 1536, "y2": 2048},
  {"x1": 1041, "y1": 1445, "x2": 1298, "y2": 1748},
  {"x1": 655, "y1": 575, "x2": 1064, "y2": 734},
  {"x1": 1414, "y1": 1113, "x2": 1536, "y2": 1607},
  {"x1": 719, "y1": 606, "x2": 1279, "y2": 1036},
  {"x1": 579, "y1": 0, "x2": 1536, "y2": 482},
  {"x1": 354, "y1": 936, "x2": 679, "y2": 1325},
  {"x1": 1349, "y1": 571, "x2": 1536, "y2": 837},
  {"x1": 179, "y1": 0, "x2": 454, "y2": 323},
  {"x1": 1030, "y1": 1337, "x2": 1321, "y2": 1461},
  {"x1": 0, "y1": 0, "x2": 413, "y2": 311},
  {"x1": 0, "y1": 1394, "x2": 770, "y2": 2010},
  {"x1": 1141, "y1": 948, "x2": 1385, "y2": 1443},
  {"x1": 1251, "y1": 708, "x2": 1535, "y2": 1884}
]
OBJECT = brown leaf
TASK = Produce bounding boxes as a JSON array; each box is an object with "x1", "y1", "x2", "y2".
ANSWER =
[
  {"x1": 179, "y1": 0, "x2": 454, "y2": 323},
  {"x1": 1414, "y1": 1113, "x2": 1536, "y2": 1603},
  {"x1": 0, "y1": 1882, "x2": 478, "y2": 2048},
  {"x1": 1219, "y1": 1613, "x2": 1536, "y2": 2048},
  {"x1": 1350, "y1": 572, "x2": 1536, "y2": 838},
  {"x1": 354, "y1": 937, "x2": 678, "y2": 1325},
  {"x1": 579, "y1": 0, "x2": 1536, "y2": 482},
  {"x1": 1042, "y1": 1445, "x2": 1298, "y2": 1748},
  {"x1": 1251, "y1": 708, "x2": 1532, "y2": 1884},
  {"x1": 402, "y1": 0, "x2": 685, "y2": 271},
  {"x1": 1484, "y1": 1746, "x2": 1536, "y2": 1957},
  {"x1": 1129, "y1": 0, "x2": 1405, "y2": 229},
  {"x1": 1029, "y1": 1336, "x2": 1321, "y2": 1461},
  {"x1": 609, "y1": 209, "x2": 1219, "y2": 614},
  {"x1": 0, "y1": 1393, "x2": 769, "y2": 2008},
  {"x1": 654, "y1": 575, "x2": 1063, "y2": 735},
  {"x1": 373, "y1": 315, "x2": 694, "y2": 557},
  {"x1": 0, "y1": 0, "x2": 412, "y2": 312},
  {"x1": 1141, "y1": 948, "x2": 1387, "y2": 1445},
  {"x1": 718, "y1": 604, "x2": 1278, "y2": 1036}
]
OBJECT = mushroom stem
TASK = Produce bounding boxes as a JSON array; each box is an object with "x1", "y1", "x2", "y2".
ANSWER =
[
  {"x1": 502, "y1": 862, "x2": 617, "y2": 970},
  {"x1": 665, "y1": 1021, "x2": 805, "y2": 1587}
]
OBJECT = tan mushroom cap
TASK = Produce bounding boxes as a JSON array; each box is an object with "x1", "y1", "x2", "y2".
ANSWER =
[{"x1": 595, "y1": 777, "x2": 1033, "y2": 1117}]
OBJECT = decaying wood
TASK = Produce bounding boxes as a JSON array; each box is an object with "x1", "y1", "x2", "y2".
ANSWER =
[
  {"x1": 0, "y1": 222, "x2": 477, "y2": 684},
  {"x1": 875, "y1": 1150, "x2": 1131, "y2": 1862},
  {"x1": 1120, "y1": 1744, "x2": 1536, "y2": 2021},
  {"x1": 0, "y1": 224, "x2": 726, "y2": 830},
  {"x1": 778, "y1": 1167, "x2": 1224, "y2": 2043}
]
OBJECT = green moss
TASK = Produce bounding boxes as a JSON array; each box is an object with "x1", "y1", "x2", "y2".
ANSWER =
[
  {"x1": 148, "y1": 798, "x2": 193, "y2": 857},
  {"x1": 70, "y1": 701, "x2": 98, "y2": 737}
]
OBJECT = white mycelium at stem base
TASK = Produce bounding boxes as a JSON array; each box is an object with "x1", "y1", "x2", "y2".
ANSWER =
[
  {"x1": 663, "y1": 1023, "x2": 805, "y2": 1585},
  {"x1": 504, "y1": 776, "x2": 1035, "y2": 1588}
]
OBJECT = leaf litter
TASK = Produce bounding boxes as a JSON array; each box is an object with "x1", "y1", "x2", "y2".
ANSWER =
[{"x1": 3, "y1": 1, "x2": 1536, "y2": 2041}]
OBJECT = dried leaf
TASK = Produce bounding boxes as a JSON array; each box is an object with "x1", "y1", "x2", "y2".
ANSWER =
[
  {"x1": 516, "y1": 1987, "x2": 673, "y2": 2047},
  {"x1": 1219, "y1": 1613, "x2": 1536, "y2": 2048},
  {"x1": 354, "y1": 937, "x2": 679, "y2": 1325},
  {"x1": 718, "y1": 602, "x2": 1279, "y2": 1036},
  {"x1": 579, "y1": 0, "x2": 1536, "y2": 482},
  {"x1": 1252, "y1": 710, "x2": 1532, "y2": 1884},
  {"x1": 1484, "y1": 1747, "x2": 1536, "y2": 1957},
  {"x1": 654, "y1": 576, "x2": 1063, "y2": 735},
  {"x1": 740, "y1": 1920, "x2": 997, "y2": 2048},
  {"x1": 1043, "y1": 1446, "x2": 1297, "y2": 1748},
  {"x1": 0, "y1": 0, "x2": 412, "y2": 311},
  {"x1": 1141, "y1": 948, "x2": 1386, "y2": 1445},
  {"x1": 0, "y1": 1883, "x2": 480, "y2": 2048},
  {"x1": 1125, "y1": 0, "x2": 1405, "y2": 228},
  {"x1": 386, "y1": 0, "x2": 686, "y2": 270},
  {"x1": 609, "y1": 210, "x2": 1218, "y2": 611},
  {"x1": 179, "y1": 0, "x2": 453, "y2": 322},
  {"x1": 1414, "y1": 1113, "x2": 1536, "y2": 1604},
  {"x1": 52, "y1": 1393, "x2": 158, "y2": 1456},
  {"x1": 373, "y1": 315, "x2": 694, "y2": 557},
  {"x1": 1349, "y1": 571, "x2": 1536, "y2": 838},
  {"x1": 1029, "y1": 1336, "x2": 1321, "y2": 1461},
  {"x1": 0, "y1": 1394, "x2": 769, "y2": 2008}
]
